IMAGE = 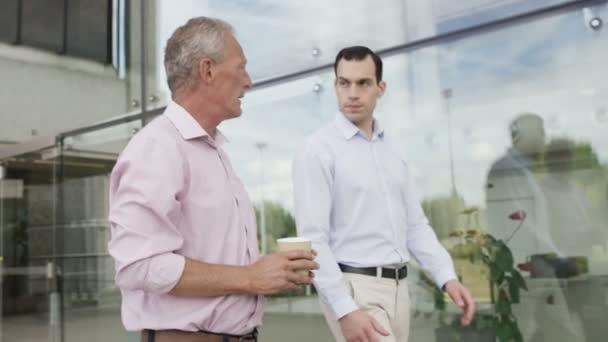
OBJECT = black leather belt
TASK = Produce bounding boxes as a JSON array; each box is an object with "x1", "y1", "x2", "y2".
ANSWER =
[
  {"x1": 201, "y1": 328, "x2": 258, "y2": 342},
  {"x1": 338, "y1": 263, "x2": 407, "y2": 281}
]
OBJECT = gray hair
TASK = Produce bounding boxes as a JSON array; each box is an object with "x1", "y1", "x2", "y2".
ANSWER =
[{"x1": 164, "y1": 17, "x2": 234, "y2": 94}]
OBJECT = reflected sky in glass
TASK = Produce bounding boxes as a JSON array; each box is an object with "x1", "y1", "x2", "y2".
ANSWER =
[
  {"x1": 154, "y1": 1, "x2": 607, "y2": 213},
  {"x1": 155, "y1": 0, "x2": 582, "y2": 86}
]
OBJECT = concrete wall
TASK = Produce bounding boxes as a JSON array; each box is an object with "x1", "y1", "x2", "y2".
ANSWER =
[{"x1": 0, "y1": 44, "x2": 132, "y2": 143}]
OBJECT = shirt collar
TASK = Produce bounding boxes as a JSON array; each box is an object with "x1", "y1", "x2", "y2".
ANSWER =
[
  {"x1": 165, "y1": 100, "x2": 228, "y2": 146},
  {"x1": 334, "y1": 112, "x2": 385, "y2": 140}
]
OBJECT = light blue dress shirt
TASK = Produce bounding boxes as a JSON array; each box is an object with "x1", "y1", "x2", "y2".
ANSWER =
[{"x1": 292, "y1": 113, "x2": 457, "y2": 320}]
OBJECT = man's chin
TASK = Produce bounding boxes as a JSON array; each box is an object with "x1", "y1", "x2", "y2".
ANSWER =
[
  {"x1": 343, "y1": 110, "x2": 363, "y2": 119},
  {"x1": 228, "y1": 109, "x2": 243, "y2": 119},
  {"x1": 220, "y1": 108, "x2": 242, "y2": 122}
]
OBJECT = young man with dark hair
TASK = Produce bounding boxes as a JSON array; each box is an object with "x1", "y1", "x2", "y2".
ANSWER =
[{"x1": 293, "y1": 46, "x2": 474, "y2": 342}]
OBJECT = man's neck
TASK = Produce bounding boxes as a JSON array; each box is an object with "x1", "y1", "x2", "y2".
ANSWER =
[
  {"x1": 355, "y1": 118, "x2": 374, "y2": 140},
  {"x1": 174, "y1": 93, "x2": 219, "y2": 138},
  {"x1": 197, "y1": 117, "x2": 217, "y2": 138}
]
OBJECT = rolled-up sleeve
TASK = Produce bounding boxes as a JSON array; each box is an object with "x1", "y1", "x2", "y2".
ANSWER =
[
  {"x1": 293, "y1": 144, "x2": 358, "y2": 320},
  {"x1": 108, "y1": 136, "x2": 187, "y2": 294},
  {"x1": 403, "y1": 164, "x2": 457, "y2": 288}
]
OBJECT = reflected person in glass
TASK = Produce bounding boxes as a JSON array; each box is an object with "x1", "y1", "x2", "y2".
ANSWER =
[
  {"x1": 540, "y1": 138, "x2": 598, "y2": 256},
  {"x1": 485, "y1": 113, "x2": 558, "y2": 263},
  {"x1": 293, "y1": 46, "x2": 474, "y2": 342},
  {"x1": 108, "y1": 16, "x2": 317, "y2": 342},
  {"x1": 485, "y1": 114, "x2": 585, "y2": 341}
]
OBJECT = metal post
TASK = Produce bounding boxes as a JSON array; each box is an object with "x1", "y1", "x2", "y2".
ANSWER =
[
  {"x1": 48, "y1": 261, "x2": 60, "y2": 342},
  {"x1": 0, "y1": 164, "x2": 4, "y2": 342},
  {"x1": 442, "y1": 88, "x2": 457, "y2": 195},
  {"x1": 140, "y1": 0, "x2": 149, "y2": 126},
  {"x1": 53, "y1": 138, "x2": 65, "y2": 342},
  {"x1": 254, "y1": 142, "x2": 267, "y2": 255}
]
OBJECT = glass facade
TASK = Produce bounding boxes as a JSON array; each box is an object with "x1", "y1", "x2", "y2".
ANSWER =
[{"x1": 1, "y1": 1, "x2": 607, "y2": 341}]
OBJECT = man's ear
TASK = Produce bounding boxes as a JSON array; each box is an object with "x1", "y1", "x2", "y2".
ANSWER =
[
  {"x1": 378, "y1": 80, "x2": 387, "y2": 97},
  {"x1": 198, "y1": 58, "x2": 214, "y2": 83}
]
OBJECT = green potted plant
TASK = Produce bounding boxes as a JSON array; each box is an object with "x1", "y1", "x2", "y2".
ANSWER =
[{"x1": 434, "y1": 208, "x2": 528, "y2": 342}]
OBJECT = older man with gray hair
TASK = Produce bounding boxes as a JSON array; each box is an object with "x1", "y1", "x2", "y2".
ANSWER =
[{"x1": 108, "y1": 16, "x2": 318, "y2": 342}]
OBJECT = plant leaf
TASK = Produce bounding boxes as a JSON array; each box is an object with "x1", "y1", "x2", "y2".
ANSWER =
[
  {"x1": 514, "y1": 323, "x2": 524, "y2": 342},
  {"x1": 496, "y1": 292, "x2": 511, "y2": 315},
  {"x1": 497, "y1": 321, "x2": 513, "y2": 342},
  {"x1": 509, "y1": 280, "x2": 520, "y2": 303},
  {"x1": 434, "y1": 286, "x2": 446, "y2": 311},
  {"x1": 491, "y1": 266, "x2": 505, "y2": 284},
  {"x1": 495, "y1": 243, "x2": 514, "y2": 271},
  {"x1": 511, "y1": 270, "x2": 528, "y2": 290}
]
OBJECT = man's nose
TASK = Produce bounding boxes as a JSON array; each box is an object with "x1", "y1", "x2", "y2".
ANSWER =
[
  {"x1": 347, "y1": 85, "x2": 359, "y2": 99},
  {"x1": 244, "y1": 71, "x2": 253, "y2": 89}
]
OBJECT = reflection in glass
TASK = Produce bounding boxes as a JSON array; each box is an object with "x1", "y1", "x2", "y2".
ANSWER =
[
  {"x1": 58, "y1": 120, "x2": 143, "y2": 342},
  {"x1": 1, "y1": 1, "x2": 607, "y2": 341}
]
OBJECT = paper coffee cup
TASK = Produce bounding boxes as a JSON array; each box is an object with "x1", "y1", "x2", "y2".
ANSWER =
[
  {"x1": 277, "y1": 237, "x2": 312, "y2": 277},
  {"x1": 277, "y1": 237, "x2": 311, "y2": 252}
]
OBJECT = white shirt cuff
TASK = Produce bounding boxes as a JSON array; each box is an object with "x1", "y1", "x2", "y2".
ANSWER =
[
  {"x1": 434, "y1": 268, "x2": 458, "y2": 290},
  {"x1": 326, "y1": 295, "x2": 358, "y2": 320}
]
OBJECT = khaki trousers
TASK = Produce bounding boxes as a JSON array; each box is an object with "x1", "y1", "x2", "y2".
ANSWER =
[{"x1": 320, "y1": 273, "x2": 410, "y2": 342}]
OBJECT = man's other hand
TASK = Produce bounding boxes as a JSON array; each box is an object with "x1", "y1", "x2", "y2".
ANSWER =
[
  {"x1": 444, "y1": 279, "x2": 476, "y2": 326},
  {"x1": 339, "y1": 309, "x2": 390, "y2": 342}
]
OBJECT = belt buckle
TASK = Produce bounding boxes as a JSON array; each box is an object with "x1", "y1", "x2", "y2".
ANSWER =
[{"x1": 395, "y1": 267, "x2": 399, "y2": 284}]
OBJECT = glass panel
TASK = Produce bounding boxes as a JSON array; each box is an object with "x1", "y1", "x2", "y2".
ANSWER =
[
  {"x1": 223, "y1": 73, "x2": 336, "y2": 207},
  {"x1": 151, "y1": 0, "x2": 592, "y2": 111},
  {"x1": 221, "y1": 73, "x2": 337, "y2": 341},
  {"x1": 156, "y1": 0, "x2": 408, "y2": 81},
  {"x1": 58, "y1": 120, "x2": 142, "y2": 342},
  {"x1": 219, "y1": 3, "x2": 608, "y2": 341},
  {"x1": 1, "y1": 148, "x2": 60, "y2": 342},
  {"x1": 427, "y1": 0, "x2": 579, "y2": 37},
  {"x1": 0, "y1": 119, "x2": 142, "y2": 342},
  {"x1": 380, "y1": 6, "x2": 608, "y2": 341},
  {"x1": 153, "y1": 0, "x2": 410, "y2": 108}
]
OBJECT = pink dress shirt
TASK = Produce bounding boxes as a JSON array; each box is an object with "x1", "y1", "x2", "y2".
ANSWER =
[{"x1": 108, "y1": 100, "x2": 263, "y2": 334}]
